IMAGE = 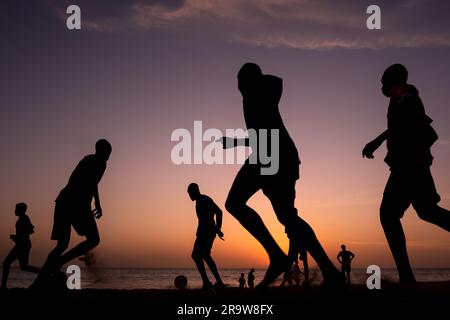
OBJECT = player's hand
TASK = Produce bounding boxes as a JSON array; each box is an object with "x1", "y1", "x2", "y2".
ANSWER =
[
  {"x1": 362, "y1": 140, "x2": 378, "y2": 159},
  {"x1": 218, "y1": 137, "x2": 235, "y2": 149},
  {"x1": 217, "y1": 230, "x2": 225, "y2": 240},
  {"x1": 93, "y1": 207, "x2": 103, "y2": 219}
]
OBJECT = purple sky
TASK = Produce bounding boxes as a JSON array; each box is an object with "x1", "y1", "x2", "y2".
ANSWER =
[{"x1": 1, "y1": 0, "x2": 450, "y2": 268}]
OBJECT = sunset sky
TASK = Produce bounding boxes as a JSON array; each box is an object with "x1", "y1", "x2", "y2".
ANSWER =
[{"x1": 1, "y1": 0, "x2": 450, "y2": 269}]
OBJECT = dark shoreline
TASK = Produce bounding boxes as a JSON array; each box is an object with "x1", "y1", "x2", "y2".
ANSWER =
[{"x1": 2, "y1": 281, "x2": 450, "y2": 319}]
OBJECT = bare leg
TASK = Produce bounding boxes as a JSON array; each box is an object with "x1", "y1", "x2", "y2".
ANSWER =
[
  {"x1": 193, "y1": 257, "x2": 211, "y2": 286},
  {"x1": 415, "y1": 205, "x2": 450, "y2": 231},
  {"x1": 20, "y1": 265, "x2": 40, "y2": 273},
  {"x1": 18, "y1": 249, "x2": 40, "y2": 274},
  {"x1": 381, "y1": 217, "x2": 416, "y2": 283},
  {"x1": 303, "y1": 258, "x2": 310, "y2": 287},
  {"x1": 58, "y1": 220, "x2": 100, "y2": 267},
  {"x1": 42, "y1": 238, "x2": 70, "y2": 273},
  {"x1": 203, "y1": 255, "x2": 223, "y2": 285},
  {"x1": 225, "y1": 202, "x2": 286, "y2": 260},
  {"x1": 2, "y1": 248, "x2": 18, "y2": 289},
  {"x1": 225, "y1": 167, "x2": 287, "y2": 287},
  {"x1": 292, "y1": 217, "x2": 342, "y2": 282},
  {"x1": 58, "y1": 237, "x2": 99, "y2": 267}
]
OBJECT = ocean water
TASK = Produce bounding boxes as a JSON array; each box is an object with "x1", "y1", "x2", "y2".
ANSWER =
[{"x1": 2, "y1": 267, "x2": 450, "y2": 290}]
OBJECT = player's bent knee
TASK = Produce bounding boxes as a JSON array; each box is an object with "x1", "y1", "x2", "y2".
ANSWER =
[
  {"x1": 225, "y1": 197, "x2": 244, "y2": 216},
  {"x1": 88, "y1": 236, "x2": 100, "y2": 248},
  {"x1": 55, "y1": 241, "x2": 69, "y2": 252},
  {"x1": 19, "y1": 264, "x2": 29, "y2": 271},
  {"x1": 379, "y1": 209, "x2": 398, "y2": 227},
  {"x1": 225, "y1": 197, "x2": 238, "y2": 213},
  {"x1": 415, "y1": 206, "x2": 435, "y2": 222}
]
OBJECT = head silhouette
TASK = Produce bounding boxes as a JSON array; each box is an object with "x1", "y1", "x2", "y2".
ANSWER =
[
  {"x1": 15, "y1": 202, "x2": 27, "y2": 217},
  {"x1": 238, "y1": 63, "x2": 262, "y2": 93},
  {"x1": 187, "y1": 183, "x2": 200, "y2": 201},
  {"x1": 381, "y1": 64, "x2": 408, "y2": 97},
  {"x1": 95, "y1": 139, "x2": 112, "y2": 161},
  {"x1": 341, "y1": 244, "x2": 346, "y2": 251},
  {"x1": 251, "y1": 268, "x2": 255, "y2": 272}
]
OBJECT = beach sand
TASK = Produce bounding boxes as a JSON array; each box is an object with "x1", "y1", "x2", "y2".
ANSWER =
[{"x1": 1, "y1": 281, "x2": 449, "y2": 318}]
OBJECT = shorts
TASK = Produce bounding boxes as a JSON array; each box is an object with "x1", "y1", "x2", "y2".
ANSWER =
[
  {"x1": 51, "y1": 201, "x2": 98, "y2": 240},
  {"x1": 227, "y1": 163, "x2": 299, "y2": 228},
  {"x1": 192, "y1": 232, "x2": 216, "y2": 258},
  {"x1": 380, "y1": 167, "x2": 441, "y2": 220},
  {"x1": 341, "y1": 264, "x2": 351, "y2": 273}
]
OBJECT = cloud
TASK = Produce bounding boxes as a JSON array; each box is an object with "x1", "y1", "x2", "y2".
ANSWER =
[
  {"x1": 45, "y1": 0, "x2": 450, "y2": 50},
  {"x1": 237, "y1": 33, "x2": 450, "y2": 50}
]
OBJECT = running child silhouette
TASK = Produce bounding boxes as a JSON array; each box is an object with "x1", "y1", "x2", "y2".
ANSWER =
[
  {"x1": 363, "y1": 64, "x2": 450, "y2": 283},
  {"x1": 1, "y1": 203, "x2": 40, "y2": 289}
]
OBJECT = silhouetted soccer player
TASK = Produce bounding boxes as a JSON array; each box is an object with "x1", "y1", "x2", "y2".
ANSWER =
[
  {"x1": 33, "y1": 139, "x2": 112, "y2": 287},
  {"x1": 238, "y1": 273, "x2": 246, "y2": 288},
  {"x1": 1, "y1": 203, "x2": 40, "y2": 289},
  {"x1": 222, "y1": 63, "x2": 343, "y2": 287},
  {"x1": 337, "y1": 245, "x2": 355, "y2": 283},
  {"x1": 187, "y1": 183, "x2": 225, "y2": 290},
  {"x1": 363, "y1": 64, "x2": 450, "y2": 283},
  {"x1": 248, "y1": 268, "x2": 255, "y2": 288}
]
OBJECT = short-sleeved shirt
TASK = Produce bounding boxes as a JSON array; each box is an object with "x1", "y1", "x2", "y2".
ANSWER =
[
  {"x1": 56, "y1": 154, "x2": 107, "y2": 206},
  {"x1": 15, "y1": 215, "x2": 34, "y2": 246},
  {"x1": 195, "y1": 195, "x2": 220, "y2": 237},
  {"x1": 385, "y1": 85, "x2": 437, "y2": 171},
  {"x1": 241, "y1": 74, "x2": 300, "y2": 174}
]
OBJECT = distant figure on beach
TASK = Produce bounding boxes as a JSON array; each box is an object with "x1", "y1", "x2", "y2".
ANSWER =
[
  {"x1": 1, "y1": 203, "x2": 40, "y2": 289},
  {"x1": 238, "y1": 273, "x2": 246, "y2": 288},
  {"x1": 291, "y1": 261, "x2": 301, "y2": 286},
  {"x1": 32, "y1": 139, "x2": 112, "y2": 289},
  {"x1": 363, "y1": 64, "x2": 450, "y2": 283},
  {"x1": 283, "y1": 239, "x2": 309, "y2": 287},
  {"x1": 248, "y1": 268, "x2": 255, "y2": 288},
  {"x1": 221, "y1": 63, "x2": 344, "y2": 287},
  {"x1": 187, "y1": 183, "x2": 225, "y2": 290},
  {"x1": 337, "y1": 245, "x2": 355, "y2": 283}
]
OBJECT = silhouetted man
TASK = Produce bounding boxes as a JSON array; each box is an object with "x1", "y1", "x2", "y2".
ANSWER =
[
  {"x1": 238, "y1": 273, "x2": 246, "y2": 288},
  {"x1": 248, "y1": 268, "x2": 255, "y2": 288},
  {"x1": 363, "y1": 64, "x2": 450, "y2": 283},
  {"x1": 33, "y1": 139, "x2": 112, "y2": 287},
  {"x1": 337, "y1": 245, "x2": 355, "y2": 283},
  {"x1": 222, "y1": 63, "x2": 343, "y2": 287},
  {"x1": 187, "y1": 183, "x2": 225, "y2": 290},
  {"x1": 1, "y1": 203, "x2": 40, "y2": 289}
]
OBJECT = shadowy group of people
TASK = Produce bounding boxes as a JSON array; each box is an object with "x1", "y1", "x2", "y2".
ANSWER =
[
  {"x1": 185, "y1": 62, "x2": 449, "y2": 290},
  {"x1": 2, "y1": 62, "x2": 449, "y2": 290},
  {"x1": 2, "y1": 139, "x2": 112, "y2": 290},
  {"x1": 237, "y1": 269, "x2": 255, "y2": 288}
]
